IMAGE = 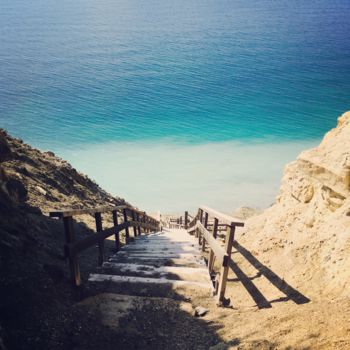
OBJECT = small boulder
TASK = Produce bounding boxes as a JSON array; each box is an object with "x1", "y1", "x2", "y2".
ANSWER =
[
  {"x1": 36, "y1": 186, "x2": 47, "y2": 196},
  {"x1": 194, "y1": 306, "x2": 208, "y2": 317}
]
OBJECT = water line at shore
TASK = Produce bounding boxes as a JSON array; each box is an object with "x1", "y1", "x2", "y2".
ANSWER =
[{"x1": 58, "y1": 139, "x2": 319, "y2": 213}]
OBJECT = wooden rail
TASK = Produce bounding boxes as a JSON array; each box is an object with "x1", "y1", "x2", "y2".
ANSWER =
[
  {"x1": 50, "y1": 205, "x2": 160, "y2": 286},
  {"x1": 187, "y1": 206, "x2": 244, "y2": 305}
]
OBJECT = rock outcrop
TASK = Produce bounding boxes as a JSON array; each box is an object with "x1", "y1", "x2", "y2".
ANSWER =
[
  {"x1": 242, "y1": 111, "x2": 350, "y2": 300},
  {"x1": 0, "y1": 130, "x2": 131, "y2": 350}
]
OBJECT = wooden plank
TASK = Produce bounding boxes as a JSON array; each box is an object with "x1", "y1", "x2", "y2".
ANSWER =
[
  {"x1": 94, "y1": 212, "x2": 104, "y2": 266},
  {"x1": 50, "y1": 206, "x2": 159, "y2": 229},
  {"x1": 63, "y1": 216, "x2": 81, "y2": 286},
  {"x1": 136, "y1": 213, "x2": 141, "y2": 236},
  {"x1": 202, "y1": 212, "x2": 209, "y2": 251},
  {"x1": 208, "y1": 217, "x2": 218, "y2": 273},
  {"x1": 66, "y1": 221, "x2": 157, "y2": 255},
  {"x1": 66, "y1": 221, "x2": 158, "y2": 257},
  {"x1": 112, "y1": 210, "x2": 120, "y2": 251},
  {"x1": 196, "y1": 221, "x2": 228, "y2": 267},
  {"x1": 50, "y1": 204, "x2": 156, "y2": 219},
  {"x1": 131, "y1": 210, "x2": 138, "y2": 237},
  {"x1": 67, "y1": 224, "x2": 127, "y2": 256},
  {"x1": 200, "y1": 205, "x2": 244, "y2": 227},
  {"x1": 123, "y1": 208, "x2": 130, "y2": 242},
  {"x1": 50, "y1": 205, "x2": 128, "y2": 218},
  {"x1": 217, "y1": 224, "x2": 236, "y2": 304}
]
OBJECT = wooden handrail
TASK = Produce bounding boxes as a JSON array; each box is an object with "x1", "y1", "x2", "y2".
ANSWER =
[
  {"x1": 199, "y1": 205, "x2": 244, "y2": 227},
  {"x1": 50, "y1": 205, "x2": 160, "y2": 287},
  {"x1": 49, "y1": 204, "x2": 149, "y2": 218},
  {"x1": 195, "y1": 221, "x2": 228, "y2": 266},
  {"x1": 185, "y1": 205, "x2": 244, "y2": 305}
]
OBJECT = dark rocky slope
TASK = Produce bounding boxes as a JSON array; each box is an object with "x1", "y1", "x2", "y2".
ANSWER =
[{"x1": 0, "y1": 130, "x2": 127, "y2": 349}]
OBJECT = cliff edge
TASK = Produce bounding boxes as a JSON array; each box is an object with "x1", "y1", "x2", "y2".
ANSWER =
[{"x1": 242, "y1": 111, "x2": 350, "y2": 300}]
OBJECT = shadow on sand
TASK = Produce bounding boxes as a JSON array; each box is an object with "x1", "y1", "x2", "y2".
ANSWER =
[{"x1": 227, "y1": 241, "x2": 310, "y2": 309}]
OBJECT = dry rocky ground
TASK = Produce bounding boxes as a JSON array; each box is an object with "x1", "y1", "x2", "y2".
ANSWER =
[{"x1": 1, "y1": 111, "x2": 350, "y2": 349}]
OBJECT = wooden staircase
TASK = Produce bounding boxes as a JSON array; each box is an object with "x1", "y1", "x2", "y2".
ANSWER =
[{"x1": 88, "y1": 228, "x2": 213, "y2": 298}]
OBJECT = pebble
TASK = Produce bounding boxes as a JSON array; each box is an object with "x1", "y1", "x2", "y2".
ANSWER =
[
  {"x1": 194, "y1": 306, "x2": 208, "y2": 317},
  {"x1": 36, "y1": 186, "x2": 47, "y2": 196}
]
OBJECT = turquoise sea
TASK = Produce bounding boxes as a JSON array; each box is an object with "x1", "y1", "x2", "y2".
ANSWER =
[{"x1": 1, "y1": 0, "x2": 350, "y2": 212}]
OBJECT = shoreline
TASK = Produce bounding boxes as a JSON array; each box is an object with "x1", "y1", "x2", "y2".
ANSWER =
[{"x1": 56, "y1": 138, "x2": 320, "y2": 213}]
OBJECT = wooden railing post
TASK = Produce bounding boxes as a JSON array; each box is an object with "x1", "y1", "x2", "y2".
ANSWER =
[
  {"x1": 202, "y1": 212, "x2": 209, "y2": 251},
  {"x1": 208, "y1": 218, "x2": 218, "y2": 273},
  {"x1": 199, "y1": 209, "x2": 203, "y2": 223},
  {"x1": 184, "y1": 211, "x2": 188, "y2": 229},
  {"x1": 136, "y1": 213, "x2": 141, "y2": 235},
  {"x1": 63, "y1": 216, "x2": 81, "y2": 286},
  {"x1": 112, "y1": 210, "x2": 120, "y2": 251},
  {"x1": 131, "y1": 210, "x2": 137, "y2": 236},
  {"x1": 217, "y1": 223, "x2": 236, "y2": 305},
  {"x1": 94, "y1": 212, "x2": 104, "y2": 266},
  {"x1": 143, "y1": 212, "x2": 147, "y2": 233},
  {"x1": 123, "y1": 208, "x2": 130, "y2": 243}
]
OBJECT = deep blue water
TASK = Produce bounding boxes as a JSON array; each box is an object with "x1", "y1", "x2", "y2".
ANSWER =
[
  {"x1": 1, "y1": 0, "x2": 350, "y2": 212},
  {"x1": 1, "y1": 0, "x2": 350, "y2": 149}
]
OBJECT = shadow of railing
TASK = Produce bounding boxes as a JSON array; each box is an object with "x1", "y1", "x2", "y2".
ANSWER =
[
  {"x1": 233, "y1": 242, "x2": 310, "y2": 305},
  {"x1": 228, "y1": 260, "x2": 272, "y2": 309}
]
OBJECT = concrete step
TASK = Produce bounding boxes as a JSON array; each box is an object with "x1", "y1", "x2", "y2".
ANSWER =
[
  {"x1": 108, "y1": 256, "x2": 206, "y2": 268},
  {"x1": 120, "y1": 246, "x2": 199, "y2": 254},
  {"x1": 89, "y1": 273, "x2": 211, "y2": 290},
  {"x1": 114, "y1": 251, "x2": 202, "y2": 259},
  {"x1": 99, "y1": 262, "x2": 211, "y2": 283}
]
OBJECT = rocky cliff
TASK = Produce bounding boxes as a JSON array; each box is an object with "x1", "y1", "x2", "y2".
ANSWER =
[
  {"x1": 0, "y1": 130, "x2": 130, "y2": 350},
  {"x1": 242, "y1": 111, "x2": 350, "y2": 300}
]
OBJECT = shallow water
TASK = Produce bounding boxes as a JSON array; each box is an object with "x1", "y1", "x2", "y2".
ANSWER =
[
  {"x1": 1, "y1": 0, "x2": 349, "y2": 212},
  {"x1": 58, "y1": 140, "x2": 318, "y2": 213}
]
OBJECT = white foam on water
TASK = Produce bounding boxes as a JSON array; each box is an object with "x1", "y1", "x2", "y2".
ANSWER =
[{"x1": 58, "y1": 139, "x2": 319, "y2": 214}]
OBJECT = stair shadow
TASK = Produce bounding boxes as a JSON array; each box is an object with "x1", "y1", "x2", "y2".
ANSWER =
[
  {"x1": 233, "y1": 241, "x2": 310, "y2": 305},
  {"x1": 228, "y1": 260, "x2": 272, "y2": 309}
]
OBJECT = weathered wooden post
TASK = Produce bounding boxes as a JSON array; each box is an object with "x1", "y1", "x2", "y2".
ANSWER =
[
  {"x1": 208, "y1": 218, "x2": 218, "y2": 273},
  {"x1": 136, "y1": 212, "x2": 141, "y2": 235},
  {"x1": 123, "y1": 208, "x2": 130, "y2": 243},
  {"x1": 112, "y1": 210, "x2": 120, "y2": 251},
  {"x1": 94, "y1": 212, "x2": 104, "y2": 266},
  {"x1": 143, "y1": 211, "x2": 147, "y2": 233},
  {"x1": 184, "y1": 211, "x2": 188, "y2": 229},
  {"x1": 131, "y1": 210, "x2": 137, "y2": 236},
  {"x1": 202, "y1": 212, "x2": 209, "y2": 251},
  {"x1": 217, "y1": 223, "x2": 236, "y2": 305},
  {"x1": 199, "y1": 209, "x2": 204, "y2": 223},
  {"x1": 63, "y1": 216, "x2": 81, "y2": 286}
]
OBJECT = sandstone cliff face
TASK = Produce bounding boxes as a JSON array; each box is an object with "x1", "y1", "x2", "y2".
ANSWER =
[{"x1": 242, "y1": 112, "x2": 350, "y2": 300}]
